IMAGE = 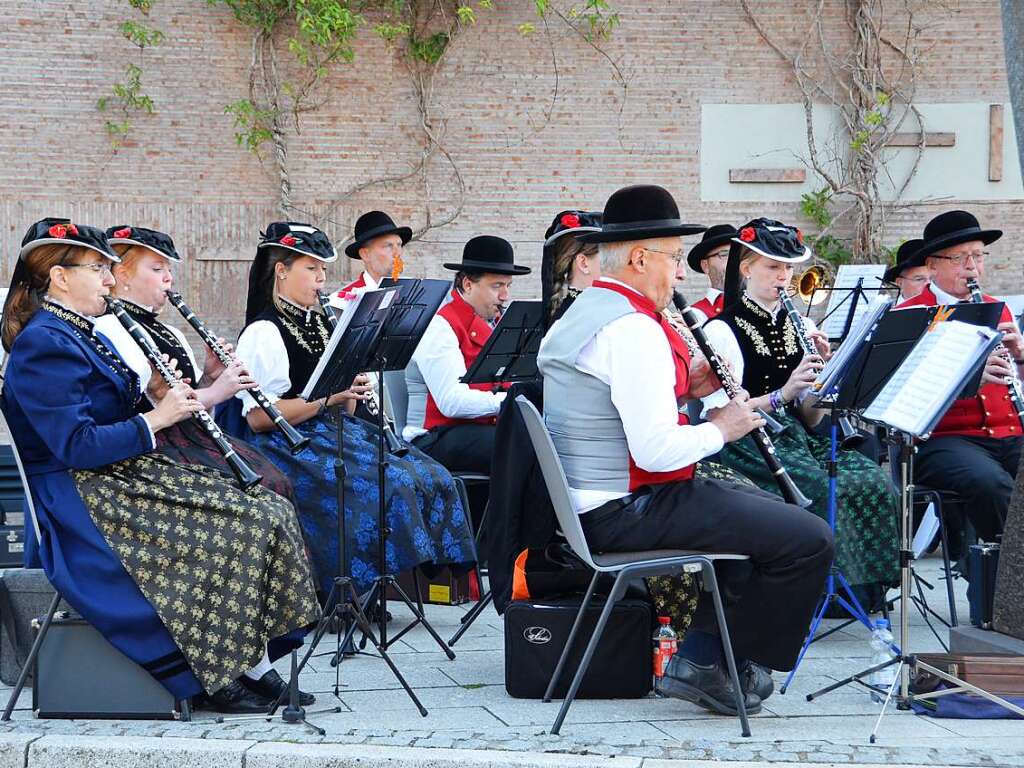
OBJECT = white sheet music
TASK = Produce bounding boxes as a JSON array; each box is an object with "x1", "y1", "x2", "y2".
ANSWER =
[
  {"x1": 820, "y1": 264, "x2": 887, "y2": 340},
  {"x1": 813, "y1": 296, "x2": 892, "y2": 397},
  {"x1": 863, "y1": 320, "x2": 999, "y2": 437}
]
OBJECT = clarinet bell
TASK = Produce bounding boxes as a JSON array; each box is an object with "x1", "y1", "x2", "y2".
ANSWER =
[{"x1": 837, "y1": 415, "x2": 866, "y2": 450}]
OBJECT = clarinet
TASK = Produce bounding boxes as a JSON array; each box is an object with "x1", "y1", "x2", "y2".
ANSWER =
[
  {"x1": 316, "y1": 292, "x2": 408, "y2": 456},
  {"x1": 673, "y1": 292, "x2": 812, "y2": 508},
  {"x1": 103, "y1": 297, "x2": 262, "y2": 490},
  {"x1": 777, "y1": 287, "x2": 864, "y2": 449},
  {"x1": 966, "y1": 278, "x2": 1024, "y2": 431},
  {"x1": 164, "y1": 291, "x2": 310, "y2": 455}
]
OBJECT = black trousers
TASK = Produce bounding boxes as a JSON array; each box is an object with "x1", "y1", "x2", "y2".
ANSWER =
[
  {"x1": 413, "y1": 424, "x2": 495, "y2": 534},
  {"x1": 914, "y1": 434, "x2": 1022, "y2": 543},
  {"x1": 580, "y1": 477, "x2": 834, "y2": 672}
]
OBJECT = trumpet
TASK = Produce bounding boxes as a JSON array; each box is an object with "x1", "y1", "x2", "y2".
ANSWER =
[
  {"x1": 792, "y1": 264, "x2": 831, "y2": 307},
  {"x1": 316, "y1": 291, "x2": 408, "y2": 456},
  {"x1": 966, "y1": 278, "x2": 1024, "y2": 432}
]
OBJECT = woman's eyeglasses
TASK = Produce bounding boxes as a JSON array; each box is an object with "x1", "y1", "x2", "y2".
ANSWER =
[{"x1": 65, "y1": 262, "x2": 113, "y2": 276}]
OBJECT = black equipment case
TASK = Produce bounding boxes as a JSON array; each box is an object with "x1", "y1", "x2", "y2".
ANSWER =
[
  {"x1": 968, "y1": 543, "x2": 1000, "y2": 630},
  {"x1": 0, "y1": 446, "x2": 26, "y2": 569},
  {"x1": 504, "y1": 597, "x2": 652, "y2": 699}
]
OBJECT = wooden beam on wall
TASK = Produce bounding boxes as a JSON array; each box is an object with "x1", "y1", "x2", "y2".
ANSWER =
[
  {"x1": 885, "y1": 132, "x2": 956, "y2": 147},
  {"x1": 728, "y1": 168, "x2": 806, "y2": 183},
  {"x1": 989, "y1": 104, "x2": 1004, "y2": 182}
]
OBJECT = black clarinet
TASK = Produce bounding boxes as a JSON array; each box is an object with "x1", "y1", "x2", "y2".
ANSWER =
[
  {"x1": 164, "y1": 291, "x2": 310, "y2": 455},
  {"x1": 316, "y1": 291, "x2": 407, "y2": 456},
  {"x1": 674, "y1": 292, "x2": 812, "y2": 508},
  {"x1": 104, "y1": 297, "x2": 262, "y2": 490},
  {"x1": 777, "y1": 287, "x2": 864, "y2": 450},
  {"x1": 966, "y1": 278, "x2": 1024, "y2": 431}
]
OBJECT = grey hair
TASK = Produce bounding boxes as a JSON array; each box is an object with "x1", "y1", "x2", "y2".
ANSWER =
[{"x1": 597, "y1": 241, "x2": 639, "y2": 273}]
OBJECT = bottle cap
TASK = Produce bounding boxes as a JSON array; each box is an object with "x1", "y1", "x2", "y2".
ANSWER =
[
  {"x1": 658, "y1": 616, "x2": 671, "y2": 625},
  {"x1": 875, "y1": 618, "x2": 890, "y2": 629}
]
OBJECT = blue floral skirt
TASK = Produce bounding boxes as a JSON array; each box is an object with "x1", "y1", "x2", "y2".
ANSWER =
[{"x1": 249, "y1": 412, "x2": 476, "y2": 594}]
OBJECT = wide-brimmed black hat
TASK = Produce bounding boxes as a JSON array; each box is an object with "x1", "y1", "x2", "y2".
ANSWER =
[
  {"x1": 723, "y1": 218, "x2": 811, "y2": 308},
  {"x1": 577, "y1": 185, "x2": 705, "y2": 244},
  {"x1": 883, "y1": 238, "x2": 926, "y2": 283},
  {"x1": 18, "y1": 218, "x2": 119, "y2": 262},
  {"x1": 443, "y1": 235, "x2": 531, "y2": 275},
  {"x1": 915, "y1": 210, "x2": 1002, "y2": 260},
  {"x1": 257, "y1": 221, "x2": 338, "y2": 262},
  {"x1": 344, "y1": 211, "x2": 412, "y2": 260},
  {"x1": 687, "y1": 224, "x2": 738, "y2": 273},
  {"x1": 105, "y1": 226, "x2": 181, "y2": 262}
]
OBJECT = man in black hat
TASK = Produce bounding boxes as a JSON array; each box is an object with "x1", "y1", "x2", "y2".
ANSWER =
[
  {"x1": 686, "y1": 224, "x2": 737, "y2": 322},
  {"x1": 404, "y1": 235, "x2": 531, "y2": 479},
  {"x1": 898, "y1": 210, "x2": 1024, "y2": 546},
  {"x1": 884, "y1": 238, "x2": 929, "y2": 301},
  {"x1": 538, "y1": 185, "x2": 833, "y2": 717},
  {"x1": 329, "y1": 210, "x2": 413, "y2": 312}
]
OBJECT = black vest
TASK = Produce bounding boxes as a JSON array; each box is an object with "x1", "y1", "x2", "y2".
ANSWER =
[
  {"x1": 251, "y1": 299, "x2": 331, "y2": 398},
  {"x1": 120, "y1": 300, "x2": 199, "y2": 385},
  {"x1": 717, "y1": 294, "x2": 803, "y2": 398}
]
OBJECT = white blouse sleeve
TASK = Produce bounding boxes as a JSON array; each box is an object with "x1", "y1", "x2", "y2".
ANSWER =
[
  {"x1": 700, "y1": 318, "x2": 743, "y2": 414},
  {"x1": 93, "y1": 314, "x2": 152, "y2": 394},
  {"x1": 235, "y1": 321, "x2": 290, "y2": 416},
  {"x1": 167, "y1": 324, "x2": 201, "y2": 382}
]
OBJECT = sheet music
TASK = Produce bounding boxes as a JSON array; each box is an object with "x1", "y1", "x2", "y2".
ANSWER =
[
  {"x1": 820, "y1": 264, "x2": 887, "y2": 339},
  {"x1": 862, "y1": 320, "x2": 999, "y2": 436},
  {"x1": 813, "y1": 296, "x2": 892, "y2": 397}
]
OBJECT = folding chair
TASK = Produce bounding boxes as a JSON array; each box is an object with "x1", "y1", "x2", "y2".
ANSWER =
[{"x1": 515, "y1": 396, "x2": 753, "y2": 737}]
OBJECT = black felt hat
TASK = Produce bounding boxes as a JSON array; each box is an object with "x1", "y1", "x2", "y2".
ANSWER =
[
  {"x1": 543, "y1": 210, "x2": 603, "y2": 247},
  {"x1": 257, "y1": 222, "x2": 338, "y2": 262},
  {"x1": 443, "y1": 235, "x2": 531, "y2": 275},
  {"x1": 577, "y1": 185, "x2": 705, "y2": 244},
  {"x1": 687, "y1": 224, "x2": 738, "y2": 273},
  {"x1": 915, "y1": 210, "x2": 1002, "y2": 260},
  {"x1": 344, "y1": 211, "x2": 412, "y2": 260},
  {"x1": 883, "y1": 238, "x2": 926, "y2": 283},
  {"x1": 18, "y1": 218, "x2": 120, "y2": 262},
  {"x1": 105, "y1": 226, "x2": 181, "y2": 262},
  {"x1": 723, "y1": 218, "x2": 811, "y2": 308}
]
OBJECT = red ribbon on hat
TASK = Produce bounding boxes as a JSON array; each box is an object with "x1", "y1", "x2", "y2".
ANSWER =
[
  {"x1": 561, "y1": 213, "x2": 581, "y2": 229},
  {"x1": 280, "y1": 235, "x2": 297, "y2": 247},
  {"x1": 739, "y1": 227, "x2": 755, "y2": 243},
  {"x1": 113, "y1": 227, "x2": 132, "y2": 239},
  {"x1": 48, "y1": 224, "x2": 67, "y2": 239}
]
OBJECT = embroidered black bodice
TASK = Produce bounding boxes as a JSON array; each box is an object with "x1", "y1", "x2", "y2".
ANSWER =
[
  {"x1": 254, "y1": 298, "x2": 331, "y2": 398},
  {"x1": 120, "y1": 300, "x2": 199, "y2": 385},
  {"x1": 716, "y1": 294, "x2": 803, "y2": 398}
]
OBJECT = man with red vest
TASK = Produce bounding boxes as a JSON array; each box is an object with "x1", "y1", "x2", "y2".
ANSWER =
[
  {"x1": 686, "y1": 224, "x2": 736, "y2": 323},
  {"x1": 404, "y1": 235, "x2": 531, "y2": 477},
  {"x1": 897, "y1": 210, "x2": 1024, "y2": 545},
  {"x1": 538, "y1": 185, "x2": 832, "y2": 717}
]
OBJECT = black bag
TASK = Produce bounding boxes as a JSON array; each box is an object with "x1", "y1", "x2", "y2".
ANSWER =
[
  {"x1": 968, "y1": 543, "x2": 1000, "y2": 630},
  {"x1": 504, "y1": 597, "x2": 652, "y2": 699}
]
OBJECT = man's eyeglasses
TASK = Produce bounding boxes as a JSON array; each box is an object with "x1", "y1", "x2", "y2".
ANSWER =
[
  {"x1": 65, "y1": 262, "x2": 113, "y2": 276},
  {"x1": 644, "y1": 247, "x2": 684, "y2": 265},
  {"x1": 931, "y1": 251, "x2": 988, "y2": 266}
]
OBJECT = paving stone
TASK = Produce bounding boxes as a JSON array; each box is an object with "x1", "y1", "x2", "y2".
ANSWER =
[
  {"x1": 27, "y1": 735, "x2": 254, "y2": 768},
  {"x1": 0, "y1": 732, "x2": 41, "y2": 768}
]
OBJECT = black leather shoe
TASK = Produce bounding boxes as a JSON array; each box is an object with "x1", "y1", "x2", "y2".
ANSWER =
[
  {"x1": 656, "y1": 656, "x2": 762, "y2": 715},
  {"x1": 740, "y1": 661, "x2": 774, "y2": 701},
  {"x1": 240, "y1": 668, "x2": 316, "y2": 707},
  {"x1": 205, "y1": 680, "x2": 275, "y2": 714}
]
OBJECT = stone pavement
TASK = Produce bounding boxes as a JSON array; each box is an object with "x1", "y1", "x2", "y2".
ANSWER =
[{"x1": 0, "y1": 557, "x2": 1021, "y2": 768}]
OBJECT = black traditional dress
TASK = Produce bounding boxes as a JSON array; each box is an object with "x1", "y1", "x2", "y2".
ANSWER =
[
  {"x1": 231, "y1": 297, "x2": 476, "y2": 595},
  {"x1": 704, "y1": 294, "x2": 899, "y2": 593}
]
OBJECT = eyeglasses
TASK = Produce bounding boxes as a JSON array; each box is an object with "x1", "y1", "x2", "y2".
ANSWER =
[
  {"x1": 931, "y1": 251, "x2": 988, "y2": 266},
  {"x1": 643, "y1": 248, "x2": 685, "y2": 265},
  {"x1": 900, "y1": 275, "x2": 930, "y2": 285},
  {"x1": 705, "y1": 251, "x2": 730, "y2": 261},
  {"x1": 64, "y1": 262, "x2": 113, "y2": 276}
]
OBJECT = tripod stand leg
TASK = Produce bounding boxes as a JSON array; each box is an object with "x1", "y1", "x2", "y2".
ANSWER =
[
  {"x1": 869, "y1": 659, "x2": 904, "y2": 744},
  {"x1": 388, "y1": 578, "x2": 456, "y2": 660},
  {"x1": 448, "y1": 590, "x2": 494, "y2": 647},
  {"x1": 330, "y1": 581, "x2": 379, "y2": 666},
  {"x1": 780, "y1": 593, "x2": 832, "y2": 695},
  {"x1": 2, "y1": 591, "x2": 61, "y2": 721},
  {"x1": 281, "y1": 648, "x2": 326, "y2": 735}
]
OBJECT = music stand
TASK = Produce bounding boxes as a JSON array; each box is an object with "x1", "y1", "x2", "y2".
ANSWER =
[
  {"x1": 447, "y1": 300, "x2": 544, "y2": 647},
  {"x1": 805, "y1": 319, "x2": 1024, "y2": 739},
  {"x1": 330, "y1": 278, "x2": 457, "y2": 666}
]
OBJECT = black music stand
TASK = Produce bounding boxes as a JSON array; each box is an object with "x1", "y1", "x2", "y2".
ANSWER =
[
  {"x1": 447, "y1": 300, "x2": 545, "y2": 647},
  {"x1": 330, "y1": 278, "x2": 456, "y2": 666}
]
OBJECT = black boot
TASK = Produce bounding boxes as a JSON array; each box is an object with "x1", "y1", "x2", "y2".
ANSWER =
[
  {"x1": 205, "y1": 680, "x2": 275, "y2": 714},
  {"x1": 739, "y1": 661, "x2": 775, "y2": 701},
  {"x1": 240, "y1": 668, "x2": 316, "y2": 706},
  {"x1": 656, "y1": 656, "x2": 762, "y2": 715}
]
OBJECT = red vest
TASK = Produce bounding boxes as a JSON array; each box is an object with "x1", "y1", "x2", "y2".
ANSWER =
[
  {"x1": 423, "y1": 290, "x2": 505, "y2": 430},
  {"x1": 898, "y1": 285, "x2": 1019, "y2": 439},
  {"x1": 691, "y1": 292, "x2": 724, "y2": 321},
  {"x1": 334, "y1": 273, "x2": 368, "y2": 301},
  {"x1": 593, "y1": 280, "x2": 696, "y2": 487}
]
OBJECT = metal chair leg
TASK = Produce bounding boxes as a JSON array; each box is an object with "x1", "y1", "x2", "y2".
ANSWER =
[
  {"x1": 551, "y1": 571, "x2": 624, "y2": 735},
  {"x1": 935, "y1": 497, "x2": 959, "y2": 627},
  {"x1": 543, "y1": 570, "x2": 600, "y2": 703},
  {"x1": 703, "y1": 561, "x2": 751, "y2": 738},
  {"x1": 2, "y1": 590, "x2": 61, "y2": 721}
]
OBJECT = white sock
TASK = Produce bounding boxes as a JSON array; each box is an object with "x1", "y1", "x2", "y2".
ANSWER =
[{"x1": 243, "y1": 650, "x2": 273, "y2": 681}]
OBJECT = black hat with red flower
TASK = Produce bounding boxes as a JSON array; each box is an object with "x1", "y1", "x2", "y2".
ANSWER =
[
  {"x1": 344, "y1": 211, "x2": 412, "y2": 260},
  {"x1": 257, "y1": 221, "x2": 338, "y2": 262},
  {"x1": 543, "y1": 210, "x2": 603, "y2": 247},
  {"x1": 105, "y1": 226, "x2": 182, "y2": 262},
  {"x1": 18, "y1": 218, "x2": 119, "y2": 262},
  {"x1": 723, "y1": 218, "x2": 811, "y2": 308},
  {"x1": 687, "y1": 224, "x2": 738, "y2": 273}
]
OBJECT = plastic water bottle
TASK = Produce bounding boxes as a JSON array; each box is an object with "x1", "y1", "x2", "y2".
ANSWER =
[
  {"x1": 652, "y1": 616, "x2": 678, "y2": 679},
  {"x1": 868, "y1": 618, "x2": 897, "y2": 702}
]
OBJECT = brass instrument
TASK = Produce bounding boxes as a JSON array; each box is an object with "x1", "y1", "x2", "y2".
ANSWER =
[{"x1": 792, "y1": 264, "x2": 831, "y2": 307}]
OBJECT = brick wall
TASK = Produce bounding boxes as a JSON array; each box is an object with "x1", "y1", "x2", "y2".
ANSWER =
[{"x1": 1, "y1": 0, "x2": 1021, "y2": 346}]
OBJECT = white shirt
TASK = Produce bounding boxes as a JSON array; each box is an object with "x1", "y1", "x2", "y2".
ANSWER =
[
  {"x1": 328, "y1": 270, "x2": 379, "y2": 312},
  {"x1": 234, "y1": 321, "x2": 290, "y2": 416},
  {"x1": 687, "y1": 288, "x2": 723, "y2": 326},
  {"x1": 404, "y1": 311, "x2": 506, "y2": 440},
  {"x1": 542, "y1": 277, "x2": 725, "y2": 513},
  {"x1": 700, "y1": 293, "x2": 819, "y2": 413},
  {"x1": 94, "y1": 312, "x2": 200, "y2": 395}
]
